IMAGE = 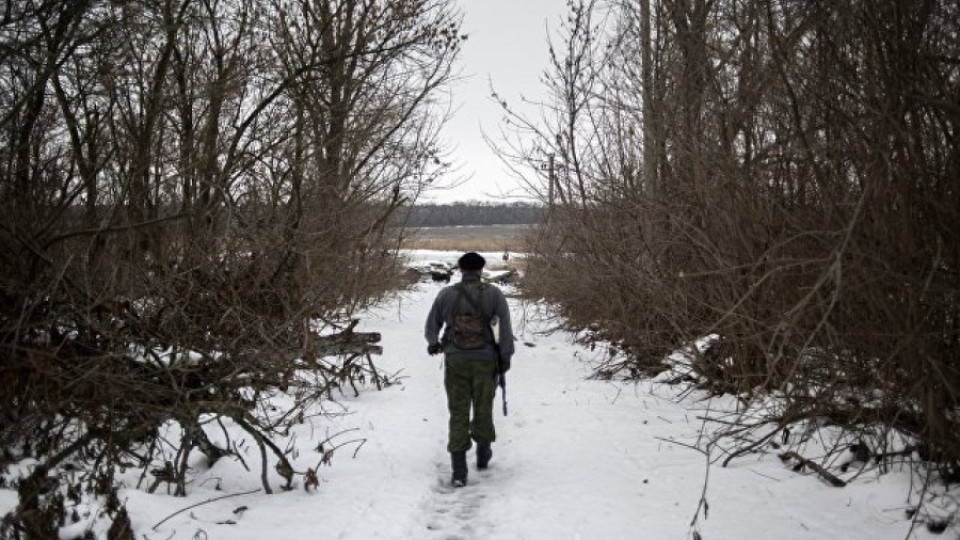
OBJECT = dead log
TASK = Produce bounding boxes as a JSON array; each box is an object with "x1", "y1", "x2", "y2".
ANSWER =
[
  {"x1": 311, "y1": 320, "x2": 382, "y2": 357},
  {"x1": 278, "y1": 322, "x2": 383, "y2": 363},
  {"x1": 313, "y1": 332, "x2": 383, "y2": 356}
]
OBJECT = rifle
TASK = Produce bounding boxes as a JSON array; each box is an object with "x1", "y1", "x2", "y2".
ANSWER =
[{"x1": 490, "y1": 315, "x2": 507, "y2": 416}]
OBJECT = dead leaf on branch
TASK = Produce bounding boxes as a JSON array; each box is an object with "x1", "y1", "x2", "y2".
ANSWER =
[{"x1": 304, "y1": 468, "x2": 319, "y2": 492}]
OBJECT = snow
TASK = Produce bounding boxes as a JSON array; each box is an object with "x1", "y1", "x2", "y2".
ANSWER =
[
  {"x1": 0, "y1": 252, "x2": 943, "y2": 539},
  {"x1": 402, "y1": 249, "x2": 520, "y2": 267}
]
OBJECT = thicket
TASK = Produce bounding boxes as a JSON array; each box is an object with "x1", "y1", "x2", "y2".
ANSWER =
[
  {"x1": 505, "y1": 0, "x2": 960, "y2": 490},
  {"x1": 0, "y1": 0, "x2": 460, "y2": 537}
]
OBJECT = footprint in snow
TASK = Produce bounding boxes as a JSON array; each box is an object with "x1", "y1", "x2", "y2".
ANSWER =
[{"x1": 421, "y1": 462, "x2": 493, "y2": 539}]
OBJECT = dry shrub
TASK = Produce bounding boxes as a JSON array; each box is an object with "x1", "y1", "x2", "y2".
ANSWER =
[{"x1": 510, "y1": 0, "x2": 960, "y2": 477}]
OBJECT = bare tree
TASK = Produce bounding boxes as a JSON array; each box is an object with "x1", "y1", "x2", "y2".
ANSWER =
[
  {"x1": 503, "y1": 0, "x2": 960, "y2": 499},
  {"x1": 0, "y1": 0, "x2": 461, "y2": 536}
]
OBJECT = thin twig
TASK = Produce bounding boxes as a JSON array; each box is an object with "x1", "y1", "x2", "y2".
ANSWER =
[
  {"x1": 654, "y1": 436, "x2": 707, "y2": 455},
  {"x1": 151, "y1": 488, "x2": 260, "y2": 531},
  {"x1": 690, "y1": 443, "x2": 713, "y2": 529}
]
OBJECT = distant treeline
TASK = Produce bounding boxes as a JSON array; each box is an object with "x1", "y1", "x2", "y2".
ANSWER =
[{"x1": 397, "y1": 202, "x2": 543, "y2": 227}]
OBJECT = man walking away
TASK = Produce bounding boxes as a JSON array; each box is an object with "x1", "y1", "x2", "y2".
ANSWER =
[{"x1": 425, "y1": 252, "x2": 514, "y2": 487}]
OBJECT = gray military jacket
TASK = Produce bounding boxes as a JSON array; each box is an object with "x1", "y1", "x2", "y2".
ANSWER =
[{"x1": 424, "y1": 272, "x2": 515, "y2": 361}]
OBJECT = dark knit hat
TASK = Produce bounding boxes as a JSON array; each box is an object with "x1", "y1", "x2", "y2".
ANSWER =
[{"x1": 458, "y1": 252, "x2": 486, "y2": 271}]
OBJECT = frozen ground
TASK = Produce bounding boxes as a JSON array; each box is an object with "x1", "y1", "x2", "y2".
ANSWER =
[{"x1": 1, "y1": 252, "x2": 944, "y2": 539}]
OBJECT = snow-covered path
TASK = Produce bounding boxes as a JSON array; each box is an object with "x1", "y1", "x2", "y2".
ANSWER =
[
  {"x1": 116, "y1": 267, "x2": 925, "y2": 539},
  {"x1": 220, "y1": 279, "x2": 712, "y2": 540}
]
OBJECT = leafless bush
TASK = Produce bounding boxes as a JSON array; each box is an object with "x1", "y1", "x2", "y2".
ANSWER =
[
  {"x1": 0, "y1": 0, "x2": 461, "y2": 536},
  {"x1": 502, "y1": 0, "x2": 960, "y2": 481}
]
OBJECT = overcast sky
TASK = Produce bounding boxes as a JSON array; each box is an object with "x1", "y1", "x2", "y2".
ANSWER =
[{"x1": 426, "y1": 0, "x2": 568, "y2": 203}]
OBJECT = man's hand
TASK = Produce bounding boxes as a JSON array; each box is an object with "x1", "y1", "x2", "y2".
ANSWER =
[
  {"x1": 427, "y1": 343, "x2": 443, "y2": 356},
  {"x1": 499, "y1": 355, "x2": 511, "y2": 373}
]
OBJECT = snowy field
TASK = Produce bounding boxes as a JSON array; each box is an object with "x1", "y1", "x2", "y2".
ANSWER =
[
  {"x1": 401, "y1": 249, "x2": 522, "y2": 266},
  {"x1": 1, "y1": 252, "x2": 946, "y2": 539}
]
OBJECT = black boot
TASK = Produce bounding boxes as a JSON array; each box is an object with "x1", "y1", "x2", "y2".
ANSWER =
[
  {"x1": 451, "y1": 452, "x2": 468, "y2": 487},
  {"x1": 476, "y1": 442, "x2": 492, "y2": 470}
]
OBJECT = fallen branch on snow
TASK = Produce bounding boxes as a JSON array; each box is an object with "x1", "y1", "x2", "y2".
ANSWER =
[
  {"x1": 151, "y1": 488, "x2": 261, "y2": 531},
  {"x1": 779, "y1": 451, "x2": 847, "y2": 487}
]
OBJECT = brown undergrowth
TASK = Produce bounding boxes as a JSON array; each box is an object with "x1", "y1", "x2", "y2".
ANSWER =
[{"x1": 505, "y1": 0, "x2": 960, "y2": 507}]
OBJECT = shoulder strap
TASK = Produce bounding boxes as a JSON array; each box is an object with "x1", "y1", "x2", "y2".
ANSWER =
[{"x1": 455, "y1": 283, "x2": 485, "y2": 319}]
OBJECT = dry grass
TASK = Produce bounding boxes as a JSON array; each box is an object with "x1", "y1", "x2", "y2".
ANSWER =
[
  {"x1": 402, "y1": 224, "x2": 532, "y2": 252},
  {"x1": 404, "y1": 237, "x2": 527, "y2": 252}
]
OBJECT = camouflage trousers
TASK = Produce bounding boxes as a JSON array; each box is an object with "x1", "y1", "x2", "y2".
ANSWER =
[{"x1": 444, "y1": 356, "x2": 498, "y2": 453}]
